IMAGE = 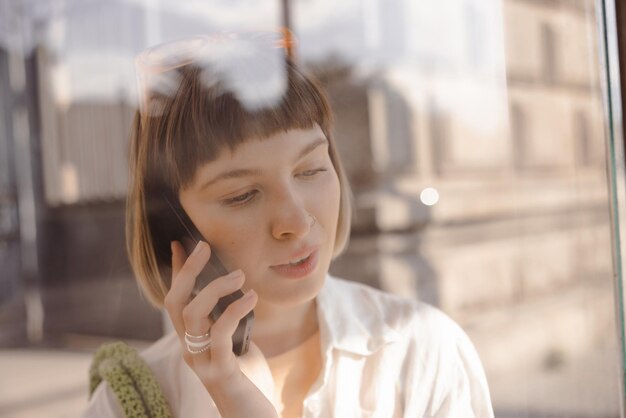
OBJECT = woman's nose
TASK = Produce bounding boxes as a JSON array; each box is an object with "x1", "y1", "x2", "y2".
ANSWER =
[{"x1": 270, "y1": 190, "x2": 312, "y2": 241}]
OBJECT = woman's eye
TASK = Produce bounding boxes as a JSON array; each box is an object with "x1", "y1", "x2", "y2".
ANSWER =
[
  {"x1": 223, "y1": 190, "x2": 257, "y2": 206},
  {"x1": 300, "y1": 168, "x2": 328, "y2": 177}
]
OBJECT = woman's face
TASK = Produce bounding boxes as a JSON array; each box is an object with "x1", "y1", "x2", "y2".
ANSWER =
[{"x1": 178, "y1": 123, "x2": 341, "y2": 309}]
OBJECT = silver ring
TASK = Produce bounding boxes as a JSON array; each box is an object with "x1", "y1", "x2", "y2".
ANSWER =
[
  {"x1": 186, "y1": 341, "x2": 212, "y2": 354},
  {"x1": 185, "y1": 330, "x2": 210, "y2": 341},
  {"x1": 185, "y1": 330, "x2": 212, "y2": 354}
]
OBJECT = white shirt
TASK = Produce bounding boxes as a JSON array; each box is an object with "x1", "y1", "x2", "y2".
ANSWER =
[{"x1": 84, "y1": 275, "x2": 494, "y2": 417}]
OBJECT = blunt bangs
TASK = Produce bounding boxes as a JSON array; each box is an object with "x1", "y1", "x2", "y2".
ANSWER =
[{"x1": 142, "y1": 60, "x2": 333, "y2": 194}]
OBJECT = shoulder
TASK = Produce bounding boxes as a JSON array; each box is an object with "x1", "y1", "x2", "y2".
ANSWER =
[
  {"x1": 321, "y1": 275, "x2": 475, "y2": 359},
  {"x1": 325, "y1": 275, "x2": 493, "y2": 415},
  {"x1": 411, "y1": 308, "x2": 493, "y2": 417},
  {"x1": 137, "y1": 331, "x2": 184, "y2": 405},
  {"x1": 325, "y1": 275, "x2": 460, "y2": 341},
  {"x1": 83, "y1": 332, "x2": 183, "y2": 417},
  {"x1": 82, "y1": 378, "x2": 125, "y2": 418},
  {"x1": 139, "y1": 330, "x2": 181, "y2": 367}
]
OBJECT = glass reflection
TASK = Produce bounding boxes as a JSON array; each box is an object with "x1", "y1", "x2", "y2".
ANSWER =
[{"x1": 0, "y1": 0, "x2": 621, "y2": 417}]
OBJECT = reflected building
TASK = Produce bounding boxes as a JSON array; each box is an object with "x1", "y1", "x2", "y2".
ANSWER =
[{"x1": 321, "y1": 0, "x2": 617, "y2": 415}]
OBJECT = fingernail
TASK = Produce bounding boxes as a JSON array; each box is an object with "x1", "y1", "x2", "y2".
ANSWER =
[
  {"x1": 242, "y1": 289, "x2": 256, "y2": 300},
  {"x1": 192, "y1": 241, "x2": 205, "y2": 256},
  {"x1": 228, "y1": 269, "x2": 243, "y2": 279}
]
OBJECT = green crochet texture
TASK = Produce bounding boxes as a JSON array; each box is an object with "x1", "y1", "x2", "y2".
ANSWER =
[{"x1": 89, "y1": 341, "x2": 173, "y2": 418}]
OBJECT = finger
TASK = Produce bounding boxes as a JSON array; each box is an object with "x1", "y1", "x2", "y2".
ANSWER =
[
  {"x1": 167, "y1": 241, "x2": 212, "y2": 307},
  {"x1": 187, "y1": 290, "x2": 257, "y2": 380},
  {"x1": 171, "y1": 240, "x2": 185, "y2": 279},
  {"x1": 165, "y1": 241, "x2": 186, "y2": 343},
  {"x1": 209, "y1": 289, "x2": 257, "y2": 364},
  {"x1": 164, "y1": 241, "x2": 211, "y2": 340},
  {"x1": 181, "y1": 269, "x2": 245, "y2": 336}
]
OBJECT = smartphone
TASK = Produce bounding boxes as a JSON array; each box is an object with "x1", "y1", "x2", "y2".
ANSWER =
[{"x1": 162, "y1": 194, "x2": 254, "y2": 356}]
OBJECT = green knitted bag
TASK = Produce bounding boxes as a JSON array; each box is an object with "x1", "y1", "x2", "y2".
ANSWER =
[{"x1": 89, "y1": 341, "x2": 174, "y2": 418}]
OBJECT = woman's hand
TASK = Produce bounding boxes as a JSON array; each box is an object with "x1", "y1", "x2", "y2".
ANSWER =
[{"x1": 164, "y1": 240, "x2": 277, "y2": 418}]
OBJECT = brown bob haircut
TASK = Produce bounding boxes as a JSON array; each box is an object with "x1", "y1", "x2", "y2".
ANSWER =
[{"x1": 126, "y1": 34, "x2": 352, "y2": 308}]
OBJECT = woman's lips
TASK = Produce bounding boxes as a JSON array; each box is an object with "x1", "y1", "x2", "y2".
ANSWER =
[{"x1": 270, "y1": 249, "x2": 319, "y2": 279}]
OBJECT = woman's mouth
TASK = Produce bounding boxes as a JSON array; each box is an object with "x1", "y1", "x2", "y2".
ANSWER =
[{"x1": 270, "y1": 249, "x2": 319, "y2": 279}]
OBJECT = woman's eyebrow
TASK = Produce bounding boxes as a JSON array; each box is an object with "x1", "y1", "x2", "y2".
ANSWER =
[
  {"x1": 200, "y1": 137, "x2": 328, "y2": 191},
  {"x1": 295, "y1": 136, "x2": 327, "y2": 161},
  {"x1": 200, "y1": 167, "x2": 263, "y2": 191}
]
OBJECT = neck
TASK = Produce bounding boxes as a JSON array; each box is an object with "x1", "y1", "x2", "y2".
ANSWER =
[{"x1": 251, "y1": 298, "x2": 319, "y2": 358}]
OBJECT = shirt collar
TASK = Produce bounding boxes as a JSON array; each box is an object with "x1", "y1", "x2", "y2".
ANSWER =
[{"x1": 316, "y1": 274, "x2": 402, "y2": 356}]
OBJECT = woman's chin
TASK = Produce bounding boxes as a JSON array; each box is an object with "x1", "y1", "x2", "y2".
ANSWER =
[{"x1": 255, "y1": 270, "x2": 326, "y2": 309}]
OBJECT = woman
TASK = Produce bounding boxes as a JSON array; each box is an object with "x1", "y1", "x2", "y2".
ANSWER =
[{"x1": 84, "y1": 31, "x2": 494, "y2": 418}]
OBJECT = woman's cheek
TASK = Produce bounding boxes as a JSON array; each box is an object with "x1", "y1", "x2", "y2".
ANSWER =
[
  {"x1": 316, "y1": 171, "x2": 341, "y2": 214},
  {"x1": 207, "y1": 217, "x2": 260, "y2": 267}
]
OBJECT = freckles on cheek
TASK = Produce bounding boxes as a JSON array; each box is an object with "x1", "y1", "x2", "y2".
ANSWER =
[
  {"x1": 217, "y1": 233, "x2": 262, "y2": 273},
  {"x1": 207, "y1": 221, "x2": 256, "y2": 258}
]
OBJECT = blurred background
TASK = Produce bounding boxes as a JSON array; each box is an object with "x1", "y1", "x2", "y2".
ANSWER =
[{"x1": 1, "y1": 0, "x2": 625, "y2": 417}]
